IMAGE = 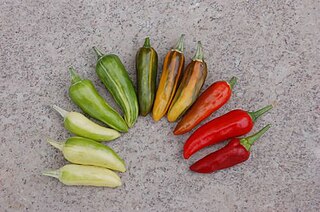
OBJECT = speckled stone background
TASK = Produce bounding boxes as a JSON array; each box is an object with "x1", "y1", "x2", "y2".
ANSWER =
[{"x1": 1, "y1": 0, "x2": 319, "y2": 211}]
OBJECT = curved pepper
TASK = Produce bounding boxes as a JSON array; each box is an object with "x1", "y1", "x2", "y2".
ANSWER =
[
  {"x1": 93, "y1": 47, "x2": 139, "y2": 128},
  {"x1": 43, "y1": 164, "x2": 122, "y2": 187},
  {"x1": 53, "y1": 105, "x2": 120, "y2": 142},
  {"x1": 68, "y1": 67, "x2": 128, "y2": 132},
  {"x1": 167, "y1": 41, "x2": 207, "y2": 122},
  {"x1": 174, "y1": 77, "x2": 237, "y2": 135},
  {"x1": 183, "y1": 105, "x2": 273, "y2": 159},
  {"x1": 47, "y1": 137, "x2": 126, "y2": 172},
  {"x1": 136, "y1": 37, "x2": 158, "y2": 116},
  {"x1": 152, "y1": 34, "x2": 185, "y2": 121},
  {"x1": 190, "y1": 125, "x2": 271, "y2": 173}
]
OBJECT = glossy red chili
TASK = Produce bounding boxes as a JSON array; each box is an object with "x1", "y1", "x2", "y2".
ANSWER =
[
  {"x1": 173, "y1": 76, "x2": 237, "y2": 135},
  {"x1": 190, "y1": 124, "x2": 271, "y2": 173},
  {"x1": 183, "y1": 105, "x2": 272, "y2": 159}
]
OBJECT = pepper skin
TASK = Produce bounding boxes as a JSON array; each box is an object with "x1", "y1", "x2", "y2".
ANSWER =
[
  {"x1": 183, "y1": 105, "x2": 273, "y2": 159},
  {"x1": 93, "y1": 47, "x2": 139, "y2": 128},
  {"x1": 68, "y1": 67, "x2": 128, "y2": 132},
  {"x1": 174, "y1": 76, "x2": 237, "y2": 135},
  {"x1": 43, "y1": 164, "x2": 122, "y2": 187},
  {"x1": 136, "y1": 37, "x2": 158, "y2": 116},
  {"x1": 167, "y1": 41, "x2": 207, "y2": 122},
  {"x1": 47, "y1": 137, "x2": 126, "y2": 172},
  {"x1": 52, "y1": 105, "x2": 120, "y2": 142},
  {"x1": 152, "y1": 34, "x2": 185, "y2": 121},
  {"x1": 190, "y1": 125, "x2": 271, "y2": 173}
]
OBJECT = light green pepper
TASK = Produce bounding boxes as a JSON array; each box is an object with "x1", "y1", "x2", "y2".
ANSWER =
[
  {"x1": 68, "y1": 67, "x2": 128, "y2": 132},
  {"x1": 47, "y1": 137, "x2": 126, "y2": 172},
  {"x1": 53, "y1": 105, "x2": 120, "y2": 142},
  {"x1": 43, "y1": 164, "x2": 121, "y2": 187}
]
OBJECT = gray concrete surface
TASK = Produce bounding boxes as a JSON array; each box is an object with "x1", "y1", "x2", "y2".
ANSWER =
[{"x1": 1, "y1": 0, "x2": 319, "y2": 211}]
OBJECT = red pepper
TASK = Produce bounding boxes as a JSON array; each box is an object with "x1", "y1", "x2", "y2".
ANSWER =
[
  {"x1": 183, "y1": 105, "x2": 272, "y2": 159},
  {"x1": 190, "y1": 124, "x2": 271, "y2": 173},
  {"x1": 173, "y1": 77, "x2": 237, "y2": 135}
]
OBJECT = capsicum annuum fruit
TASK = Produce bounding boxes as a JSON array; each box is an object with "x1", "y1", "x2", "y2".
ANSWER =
[
  {"x1": 136, "y1": 37, "x2": 158, "y2": 116},
  {"x1": 167, "y1": 41, "x2": 207, "y2": 122},
  {"x1": 152, "y1": 34, "x2": 185, "y2": 121},
  {"x1": 68, "y1": 67, "x2": 128, "y2": 132},
  {"x1": 93, "y1": 47, "x2": 139, "y2": 128}
]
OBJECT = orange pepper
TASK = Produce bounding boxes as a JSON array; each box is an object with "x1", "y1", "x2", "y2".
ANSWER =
[
  {"x1": 167, "y1": 41, "x2": 207, "y2": 122},
  {"x1": 152, "y1": 34, "x2": 185, "y2": 121}
]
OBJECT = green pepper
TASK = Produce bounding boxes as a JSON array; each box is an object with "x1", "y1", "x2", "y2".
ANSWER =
[
  {"x1": 53, "y1": 105, "x2": 120, "y2": 142},
  {"x1": 93, "y1": 47, "x2": 139, "y2": 128},
  {"x1": 43, "y1": 164, "x2": 121, "y2": 187},
  {"x1": 136, "y1": 37, "x2": 158, "y2": 116},
  {"x1": 47, "y1": 137, "x2": 126, "y2": 172},
  {"x1": 68, "y1": 67, "x2": 128, "y2": 132}
]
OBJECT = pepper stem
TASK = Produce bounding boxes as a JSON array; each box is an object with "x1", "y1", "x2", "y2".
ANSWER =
[
  {"x1": 47, "y1": 139, "x2": 64, "y2": 151},
  {"x1": 143, "y1": 37, "x2": 151, "y2": 48},
  {"x1": 93, "y1": 46, "x2": 104, "y2": 59},
  {"x1": 228, "y1": 76, "x2": 237, "y2": 90},
  {"x1": 42, "y1": 169, "x2": 60, "y2": 179},
  {"x1": 248, "y1": 105, "x2": 273, "y2": 122},
  {"x1": 53, "y1": 105, "x2": 69, "y2": 118},
  {"x1": 173, "y1": 34, "x2": 185, "y2": 53},
  {"x1": 240, "y1": 124, "x2": 271, "y2": 151},
  {"x1": 69, "y1": 67, "x2": 82, "y2": 84},
  {"x1": 192, "y1": 41, "x2": 204, "y2": 61}
]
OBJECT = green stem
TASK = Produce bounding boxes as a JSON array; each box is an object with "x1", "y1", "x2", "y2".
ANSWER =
[
  {"x1": 143, "y1": 37, "x2": 151, "y2": 48},
  {"x1": 173, "y1": 34, "x2": 185, "y2": 53},
  {"x1": 93, "y1": 46, "x2": 104, "y2": 59},
  {"x1": 69, "y1": 67, "x2": 82, "y2": 84},
  {"x1": 248, "y1": 105, "x2": 273, "y2": 122},
  {"x1": 192, "y1": 41, "x2": 204, "y2": 61},
  {"x1": 47, "y1": 139, "x2": 64, "y2": 151},
  {"x1": 240, "y1": 124, "x2": 271, "y2": 151},
  {"x1": 228, "y1": 76, "x2": 237, "y2": 90},
  {"x1": 53, "y1": 105, "x2": 69, "y2": 118},
  {"x1": 42, "y1": 169, "x2": 60, "y2": 179}
]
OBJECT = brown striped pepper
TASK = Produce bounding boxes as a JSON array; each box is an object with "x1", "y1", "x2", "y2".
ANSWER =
[
  {"x1": 167, "y1": 41, "x2": 207, "y2": 122},
  {"x1": 152, "y1": 34, "x2": 185, "y2": 121}
]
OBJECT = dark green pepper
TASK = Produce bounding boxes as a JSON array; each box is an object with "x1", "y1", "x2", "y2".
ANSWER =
[
  {"x1": 136, "y1": 37, "x2": 158, "y2": 116},
  {"x1": 68, "y1": 67, "x2": 128, "y2": 132},
  {"x1": 93, "y1": 47, "x2": 139, "y2": 128}
]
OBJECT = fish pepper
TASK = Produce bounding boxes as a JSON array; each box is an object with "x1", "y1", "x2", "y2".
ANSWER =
[
  {"x1": 152, "y1": 34, "x2": 185, "y2": 121},
  {"x1": 53, "y1": 105, "x2": 120, "y2": 142},
  {"x1": 47, "y1": 137, "x2": 126, "y2": 172},
  {"x1": 136, "y1": 37, "x2": 158, "y2": 116},
  {"x1": 183, "y1": 105, "x2": 273, "y2": 159},
  {"x1": 190, "y1": 124, "x2": 271, "y2": 173},
  {"x1": 174, "y1": 76, "x2": 237, "y2": 135},
  {"x1": 93, "y1": 47, "x2": 139, "y2": 128},
  {"x1": 167, "y1": 41, "x2": 207, "y2": 122},
  {"x1": 68, "y1": 67, "x2": 128, "y2": 132},
  {"x1": 43, "y1": 164, "x2": 122, "y2": 187}
]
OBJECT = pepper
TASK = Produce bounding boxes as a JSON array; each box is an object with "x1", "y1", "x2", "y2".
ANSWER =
[
  {"x1": 47, "y1": 137, "x2": 126, "y2": 172},
  {"x1": 183, "y1": 105, "x2": 273, "y2": 159},
  {"x1": 136, "y1": 37, "x2": 158, "y2": 116},
  {"x1": 190, "y1": 124, "x2": 271, "y2": 173},
  {"x1": 93, "y1": 47, "x2": 139, "y2": 128},
  {"x1": 68, "y1": 67, "x2": 128, "y2": 132},
  {"x1": 167, "y1": 41, "x2": 207, "y2": 122},
  {"x1": 152, "y1": 34, "x2": 185, "y2": 121},
  {"x1": 43, "y1": 164, "x2": 121, "y2": 187},
  {"x1": 174, "y1": 76, "x2": 237, "y2": 135},
  {"x1": 53, "y1": 105, "x2": 120, "y2": 142}
]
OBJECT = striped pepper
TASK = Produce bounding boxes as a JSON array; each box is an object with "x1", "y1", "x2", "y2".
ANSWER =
[
  {"x1": 167, "y1": 41, "x2": 207, "y2": 122},
  {"x1": 152, "y1": 34, "x2": 185, "y2": 121}
]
